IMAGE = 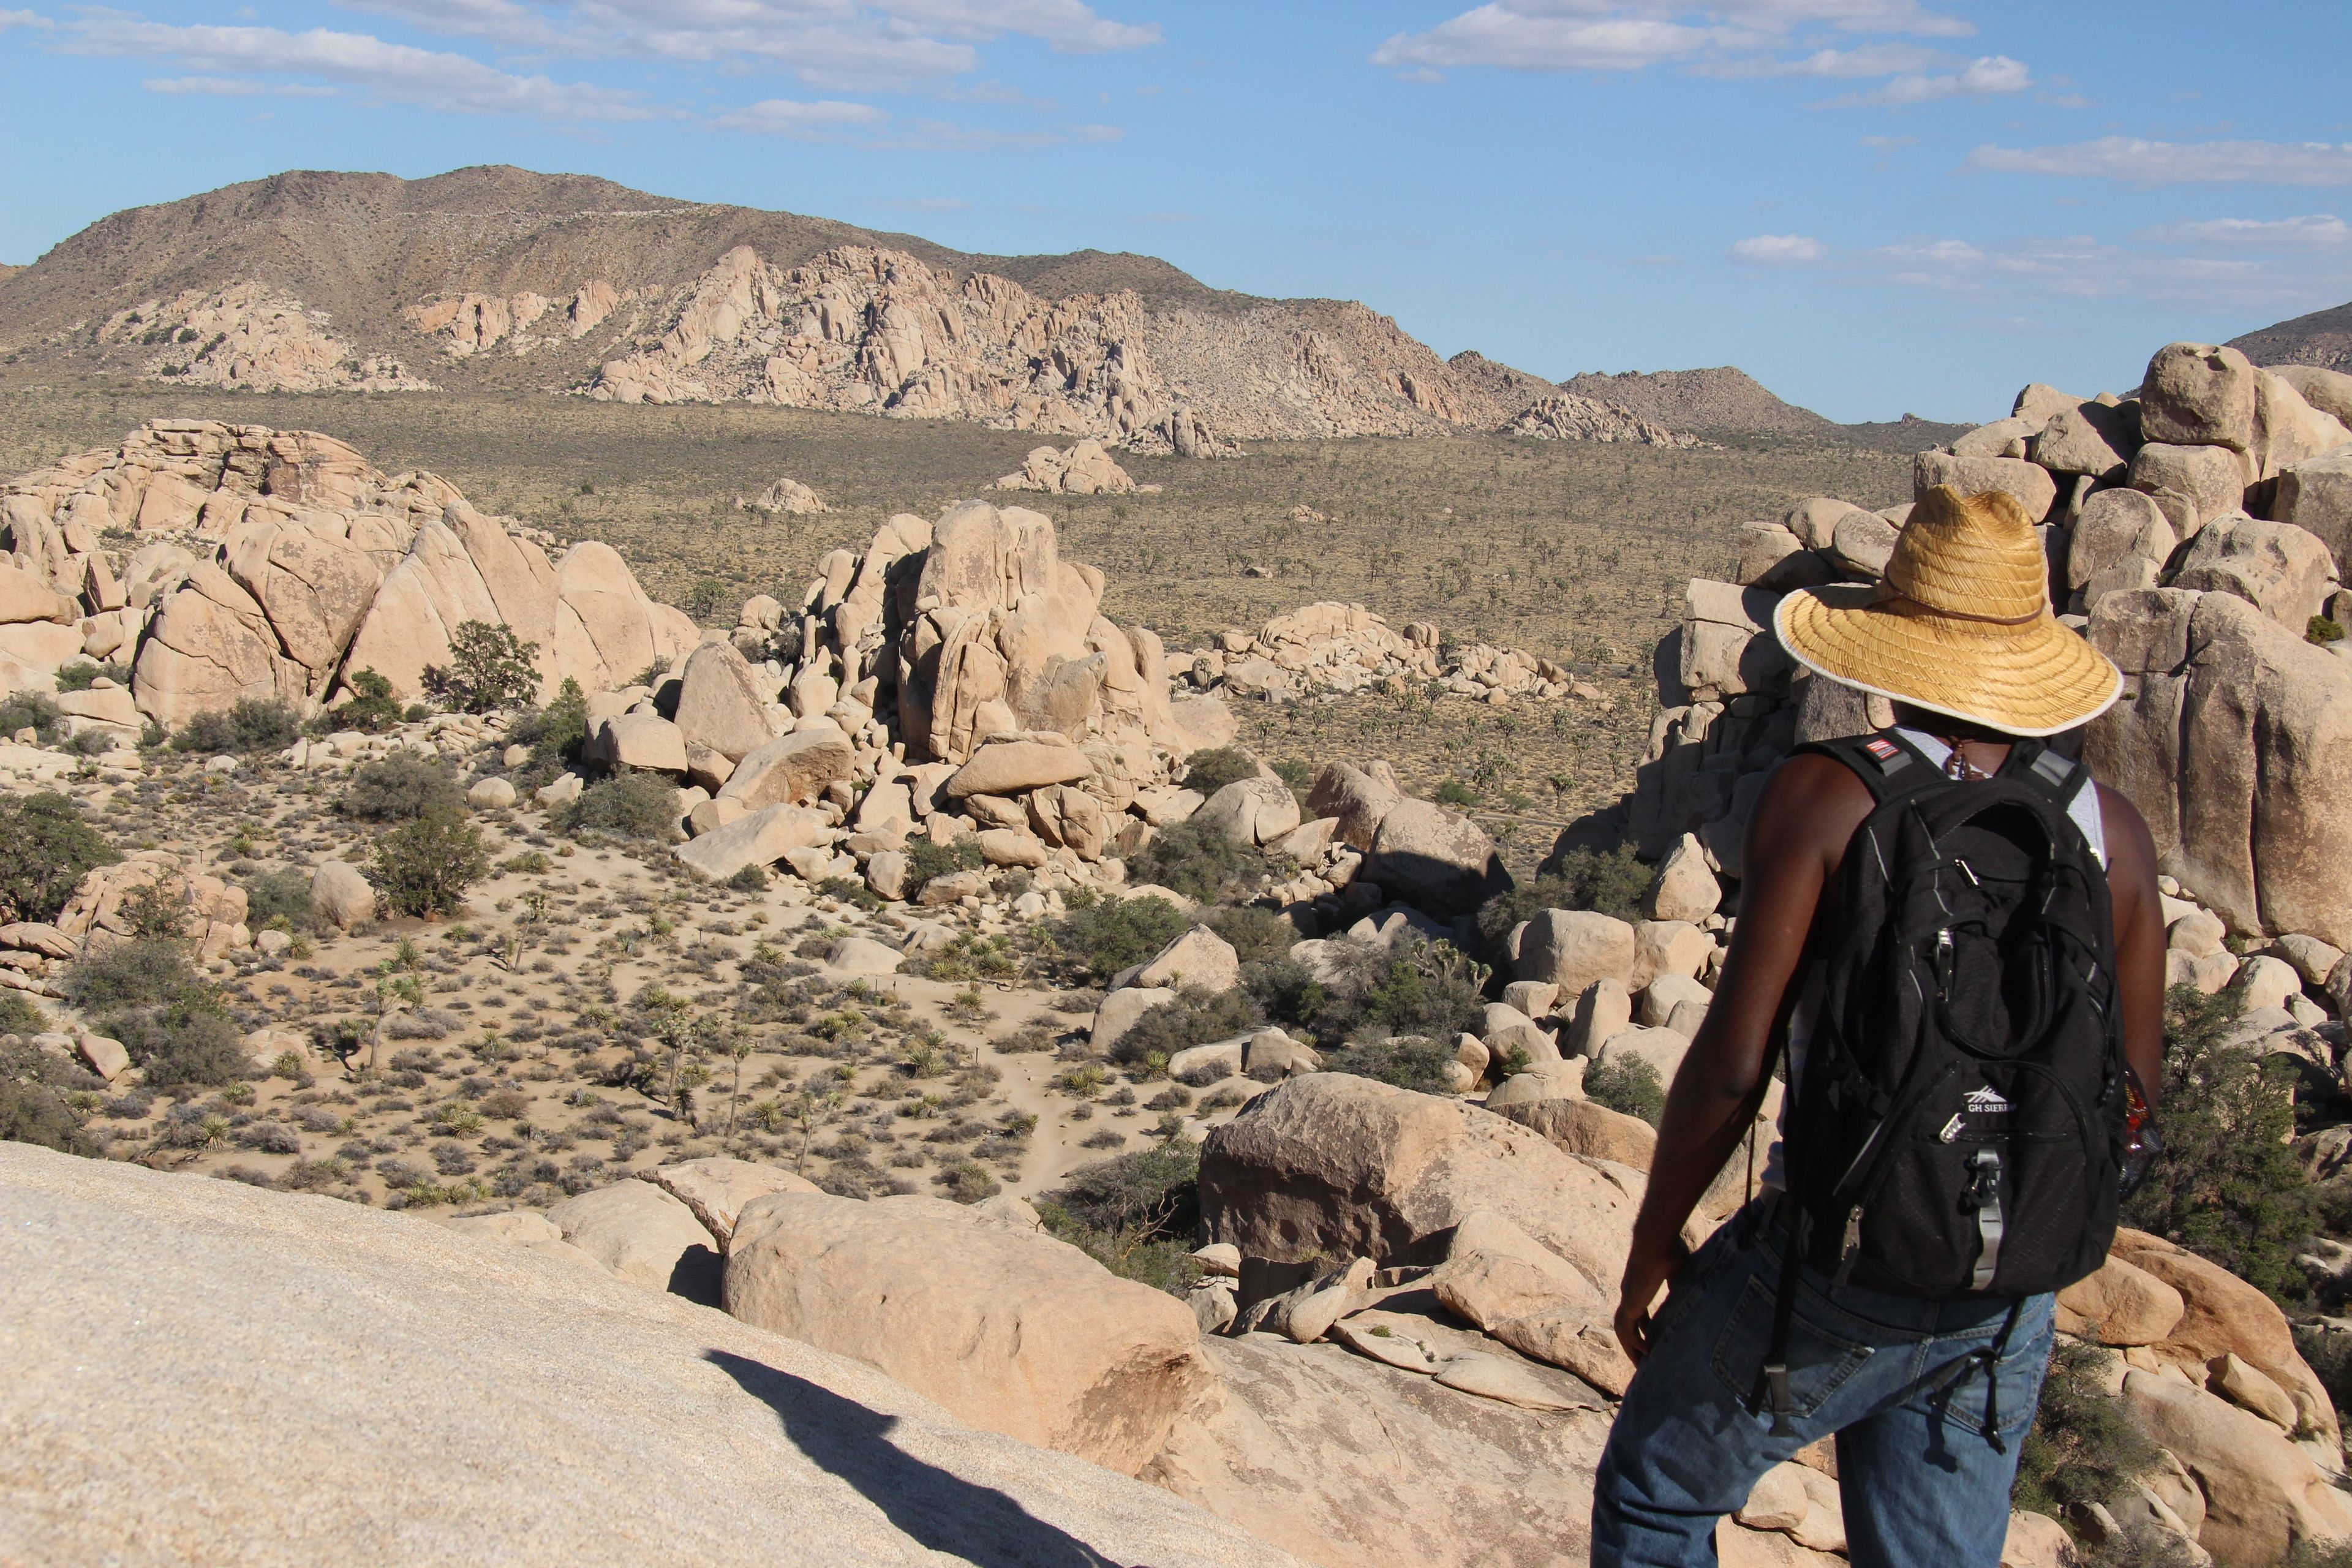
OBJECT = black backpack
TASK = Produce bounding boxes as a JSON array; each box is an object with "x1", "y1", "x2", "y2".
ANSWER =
[{"x1": 1752, "y1": 728, "x2": 2130, "y2": 1444}]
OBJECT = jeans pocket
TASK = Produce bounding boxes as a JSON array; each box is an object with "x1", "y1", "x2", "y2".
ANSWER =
[{"x1": 1709, "y1": 1275, "x2": 1877, "y2": 1419}]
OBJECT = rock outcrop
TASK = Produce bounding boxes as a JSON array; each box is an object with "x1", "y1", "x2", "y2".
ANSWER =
[
  {"x1": 0, "y1": 1142, "x2": 1295, "y2": 1568},
  {"x1": 992, "y1": 440, "x2": 1144, "y2": 495},
  {"x1": 97, "y1": 282, "x2": 428, "y2": 393},
  {"x1": 1503, "y1": 393, "x2": 1710, "y2": 449},
  {"x1": 0, "y1": 420, "x2": 694, "y2": 722}
]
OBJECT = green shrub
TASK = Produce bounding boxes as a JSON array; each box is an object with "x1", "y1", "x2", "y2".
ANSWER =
[
  {"x1": 0, "y1": 791, "x2": 118, "y2": 924},
  {"x1": 1038, "y1": 1139, "x2": 1202, "y2": 1295},
  {"x1": 2012, "y1": 1340, "x2": 2157, "y2": 1516},
  {"x1": 173, "y1": 698, "x2": 300, "y2": 755},
  {"x1": 1329, "y1": 1035, "x2": 1457, "y2": 1095},
  {"x1": 0, "y1": 690, "x2": 64, "y2": 744},
  {"x1": 1586, "y1": 1054, "x2": 1667, "y2": 1126},
  {"x1": 1110, "y1": 984, "x2": 1265, "y2": 1066},
  {"x1": 903, "y1": 835, "x2": 984, "y2": 898},
  {"x1": 2295, "y1": 1326, "x2": 2352, "y2": 1436},
  {"x1": 938, "y1": 1159, "x2": 1001, "y2": 1203},
  {"x1": 63, "y1": 937, "x2": 206, "y2": 1014},
  {"x1": 53, "y1": 660, "x2": 128, "y2": 693},
  {"x1": 507, "y1": 677, "x2": 589, "y2": 776},
  {"x1": 1181, "y1": 747, "x2": 1258, "y2": 796},
  {"x1": 1127, "y1": 817, "x2": 1267, "y2": 903},
  {"x1": 343, "y1": 754, "x2": 464, "y2": 821},
  {"x1": 243, "y1": 868, "x2": 315, "y2": 932},
  {"x1": 728, "y1": 864, "x2": 769, "y2": 892},
  {"x1": 2124, "y1": 985, "x2": 2316, "y2": 1305},
  {"x1": 0, "y1": 1036, "x2": 99, "y2": 1153},
  {"x1": 110, "y1": 1006, "x2": 251, "y2": 1088},
  {"x1": 426, "y1": 620, "x2": 540, "y2": 713},
  {"x1": 330, "y1": 669, "x2": 406, "y2": 733},
  {"x1": 1271, "y1": 757, "x2": 1315, "y2": 807},
  {"x1": 1202, "y1": 905, "x2": 1295, "y2": 965},
  {"x1": 371, "y1": 807, "x2": 491, "y2": 918},
  {"x1": 1050, "y1": 893, "x2": 1188, "y2": 984},
  {"x1": 64, "y1": 938, "x2": 246, "y2": 1090},
  {"x1": 2310, "y1": 616, "x2": 2346, "y2": 647},
  {"x1": 559, "y1": 774, "x2": 681, "y2": 841},
  {"x1": 1523, "y1": 843, "x2": 1652, "y2": 923},
  {"x1": 1434, "y1": 778, "x2": 1477, "y2": 807},
  {"x1": 0, "y1": 992, "x2": 44, "y2": 1035}
]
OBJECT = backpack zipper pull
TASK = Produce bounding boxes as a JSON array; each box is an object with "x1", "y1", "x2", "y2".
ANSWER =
[
  {"x1": 1830, "y1": 1209, "x2": 1863, "y2": 1290},
  {"x1": 1936, "y1": 929, "x2": 1955, "y2": 1000}
]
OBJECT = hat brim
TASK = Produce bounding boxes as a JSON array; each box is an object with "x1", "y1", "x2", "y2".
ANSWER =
[{"x1": 1774, "y1": 584, "x2": 2122, "y2": 739}]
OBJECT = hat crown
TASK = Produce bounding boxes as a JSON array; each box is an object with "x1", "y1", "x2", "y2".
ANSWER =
[{"x1": 1882, "y1": 486, "x2": 2048, "y2": 622}]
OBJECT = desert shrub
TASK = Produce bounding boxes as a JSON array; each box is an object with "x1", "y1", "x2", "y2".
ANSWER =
[
  {"x1": 242, "y1": 868, "x2": 315, "y2": 932},
  {"x1": 426, "y1": 620, "x2": 540, "y2": 713},
  {"x1": 2296, "y1": 1326, "x2": 2352, "y2": 1435},
  {"x1": 0, "y1": 791, "x2": 119, "y2": 923},
  {"x1": 1126, "y1": 817, "x2": 1265, "y2": 903},
  {"x1": 1110, "y1": 984, "x2": 1265, "y2": 1066},
  {"x1": 1586, "y1": 1054, "x2": 1667, "y2": 1126},
  {"x1": 53, "y1": 660, "x2": 128, "y2": 693},
  {"x1": 1434, "y1": 778, "x2": 1477, "y2": 807},
  {"x1": 937, "y1": 1159, "x2": 1000, "y2": 1203},
  {"x1": 1182, "y1": 747, "x2": 1257, "y2": 797},
  {"x1": 728, "y1": 864, "x2": 769, "y2": 892},
  {"x1": 371, "y1": 807, "x2": 491, "y2": 918},
  {"x1": 64, "y1": 937, "x2": 205, "y2": 1014},
  {"x1": 0, "y1": 690, "x2": 63, "y2": 743},
  {"x1": 173, "y1": 698, "x2": 300, "y2": 755},
  {"x1": 117, "y1": 878, "x2": 191, "y2": 940},
  {"x1": 0, "y1": 1036, "x2": 99, "y2": 1154},
  {"x1": 1050, "y1": 892, "x2": 1188, "y2": 984},
  {"x1": 1525, "y1": 843, "x2": 1652, "y2": 922},
  {"x1": 2286, "y1": 1541, "x2": 2352, "y2": 1568},
  {"x1": 559, "y1": 774, "x2": 681, "y2": 841},
  {"x1": 0, "y1": 992, "x2": 44, "y2": 1035},
  {"x1": 1271, "y1": 757, "x2": 1315, "y2": 807},
  {"x1": 2124, "y1": 985, "x2": 2316, "y2": 1305},
  {"x1": 2012, "y1": 1341, "x2": 2157, "y2": 1516},
  {"x1": 1329, "y1": 1035, "x2": 1457, "y2": 1095},
  {"x1": 67, "y1": 941, "x2": 246, "y2": 1089},
  {"x1": 1038, "y1": 1139, "x2": 1202, "y2": 1295},
  {"x1": 330, "y1": 668, "x2": 406, "y2": 733},
  {"x1": 343, "y1": 754, "x2": 464, "y2": 821},
  {"x1": 507, "y1": 677, "x2": 589, "y2": 771},
  {"x1": 902, "y1": 835, "x2": 983, "y2": 898},
  {"x1": 1202, "y1": 905, "x2": 1295, "y2": 965}
]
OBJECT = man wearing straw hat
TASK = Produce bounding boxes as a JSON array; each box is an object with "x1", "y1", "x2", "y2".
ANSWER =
[{"x1": 1589, "y1": 486, "x2": 2169, "y2": 1567}]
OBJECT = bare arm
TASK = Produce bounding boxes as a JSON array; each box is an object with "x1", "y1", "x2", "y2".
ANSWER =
[
  {"x1": 1613, "y1": 755, "x2": 1872, "y2": 1362},
  {"x1": 2098, "y1": 784, "x2": 2166, "y2": 1107}
]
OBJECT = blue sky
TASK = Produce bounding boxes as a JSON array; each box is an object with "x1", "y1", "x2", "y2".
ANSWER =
[{"x1": 2, "y1": 1, "x2": 2349, "y2": 423}]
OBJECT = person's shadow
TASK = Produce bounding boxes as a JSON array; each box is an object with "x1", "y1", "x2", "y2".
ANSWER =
[{"x1": 701, "y1": 1350, "x2": 1134, "y2": 1568}]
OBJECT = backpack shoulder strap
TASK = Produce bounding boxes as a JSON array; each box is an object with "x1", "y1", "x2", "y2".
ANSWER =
[
  {"x1": 1792, "y1": 727, "x2": 1951, "y2": 809},
  {"x1": 1997, "y1": 739, "x2": 2094, "y2": 816}
]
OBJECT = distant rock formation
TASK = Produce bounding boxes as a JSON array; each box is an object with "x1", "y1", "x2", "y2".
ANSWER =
[
  {"x1": 747, "y1": 477, "x2": 826, "y2": 515},
  {"x1": 403, "y1": 282, "x2": 628, "y2": 356},
  {"x1": 1557, "y1": 367, "x2": 1835, "y2": 438},
  {"x1": 0, "y1": 420, "x2": 693, "y2": 724},
  {"x1": 95, "y1": 283, "x2": 428, "y2": 393},
  {"x1": 993, "y1": 440, "x2": 1144, "y2": 495},
  {"x1": 1502, "y1": 394, "x2": 1709, "y2": 449}
]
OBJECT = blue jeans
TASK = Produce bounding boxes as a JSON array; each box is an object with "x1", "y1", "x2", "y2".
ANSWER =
[{"x1": 1591, "y1": 1197, "x2": 2056, "y2": 1568}]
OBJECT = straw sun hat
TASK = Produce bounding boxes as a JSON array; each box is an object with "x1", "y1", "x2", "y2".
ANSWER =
[{"x1": 1773, "y1": 484, "x2": 2121, "y2": 739}]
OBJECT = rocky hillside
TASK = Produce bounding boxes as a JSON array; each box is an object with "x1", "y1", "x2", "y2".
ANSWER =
[
  {"x1": 0, "y1": 167, "x2": 1570, "y2": 454},
  {"x1": 2233, "y1": 299, "x2": 2352, "y2": 374},
  {"x1": 1557, "y1": 366, "x2": 1835, "y2": 437}
]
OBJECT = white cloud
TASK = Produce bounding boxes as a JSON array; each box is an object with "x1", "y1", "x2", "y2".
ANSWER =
[
  {"x1": 712, "y1": 97, "x2": 888, "y2": 137},
  {"x1": 69, "y1": 19, "x2": 657, "y2": 120},
  {"x1": 1819, "y1": 53, "x2": 2029, "y2": 107},
  {"x1": 1833, "y1": 228, "x2": 2346, "y2": 315},
  {"x1": 1858, "y1": 134, "x2": 1916, "y2": 148},
  {"x1": 870, "y1": 118, "x2": 1125, "y2": 151},
  {"x1": 1729, "y1": 233, "x2": 1827, "y2": 265},
  {"x1": 0, "y1": 7, "x2": 51, "y2": 28},
  {"x1": 1967, "y1": 137, "x2": 2352, "y2": 186},
  {"x1": 337, "y1": 0, "x2": 1156, "y2": 89},
  {"x1": 143, "y1": 75, "x2": 339, "y2": 97},
  {"x1": 2135, "y1": 214, "x2": 2351, "y2": 249},
  {"x1": 1373, "y1": 0, "x2": 1973, "y2": 76}
]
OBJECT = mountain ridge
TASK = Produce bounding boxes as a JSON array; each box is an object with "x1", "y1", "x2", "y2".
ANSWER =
[
  {"x1": 0, "y1": 165, "x2": 1891, "y2": 448},
  {"x1": 2230, "y1": 298, "x2": 2352, "y2": 374}
]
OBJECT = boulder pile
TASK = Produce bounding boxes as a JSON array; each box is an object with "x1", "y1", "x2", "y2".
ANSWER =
[
  {"x1": 1502, "y1": 393, "x2": 1711, "y2": 450},
  {"x1": 744, "y1": 477, "x2": 826, "y2": 515},
  {"x1": 1186, "y1": 601, "x2": 1600, "y2": 706},
  {"x1": 990, "y1": 439, "x2": 1154, "y2": 496},
  {"x1": 95, "y1": 282, "x2": 429, "y2": 393},
  {"x1": 0, "y1": 420, "x2": 696, "y2": 725}
]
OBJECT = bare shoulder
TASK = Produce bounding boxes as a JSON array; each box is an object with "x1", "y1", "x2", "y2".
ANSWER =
[
  {"x1": 1747, "y1": 751, "x2": 1875, "y2": 854},
  {"x1": 2093, "y1": 782, "x2": 2157, "y2": 860}
]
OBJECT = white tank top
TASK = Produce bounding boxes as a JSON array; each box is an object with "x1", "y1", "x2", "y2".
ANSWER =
[{"x1": 1758, "y1": 731, "x2": 2108, "y2": 1189}]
